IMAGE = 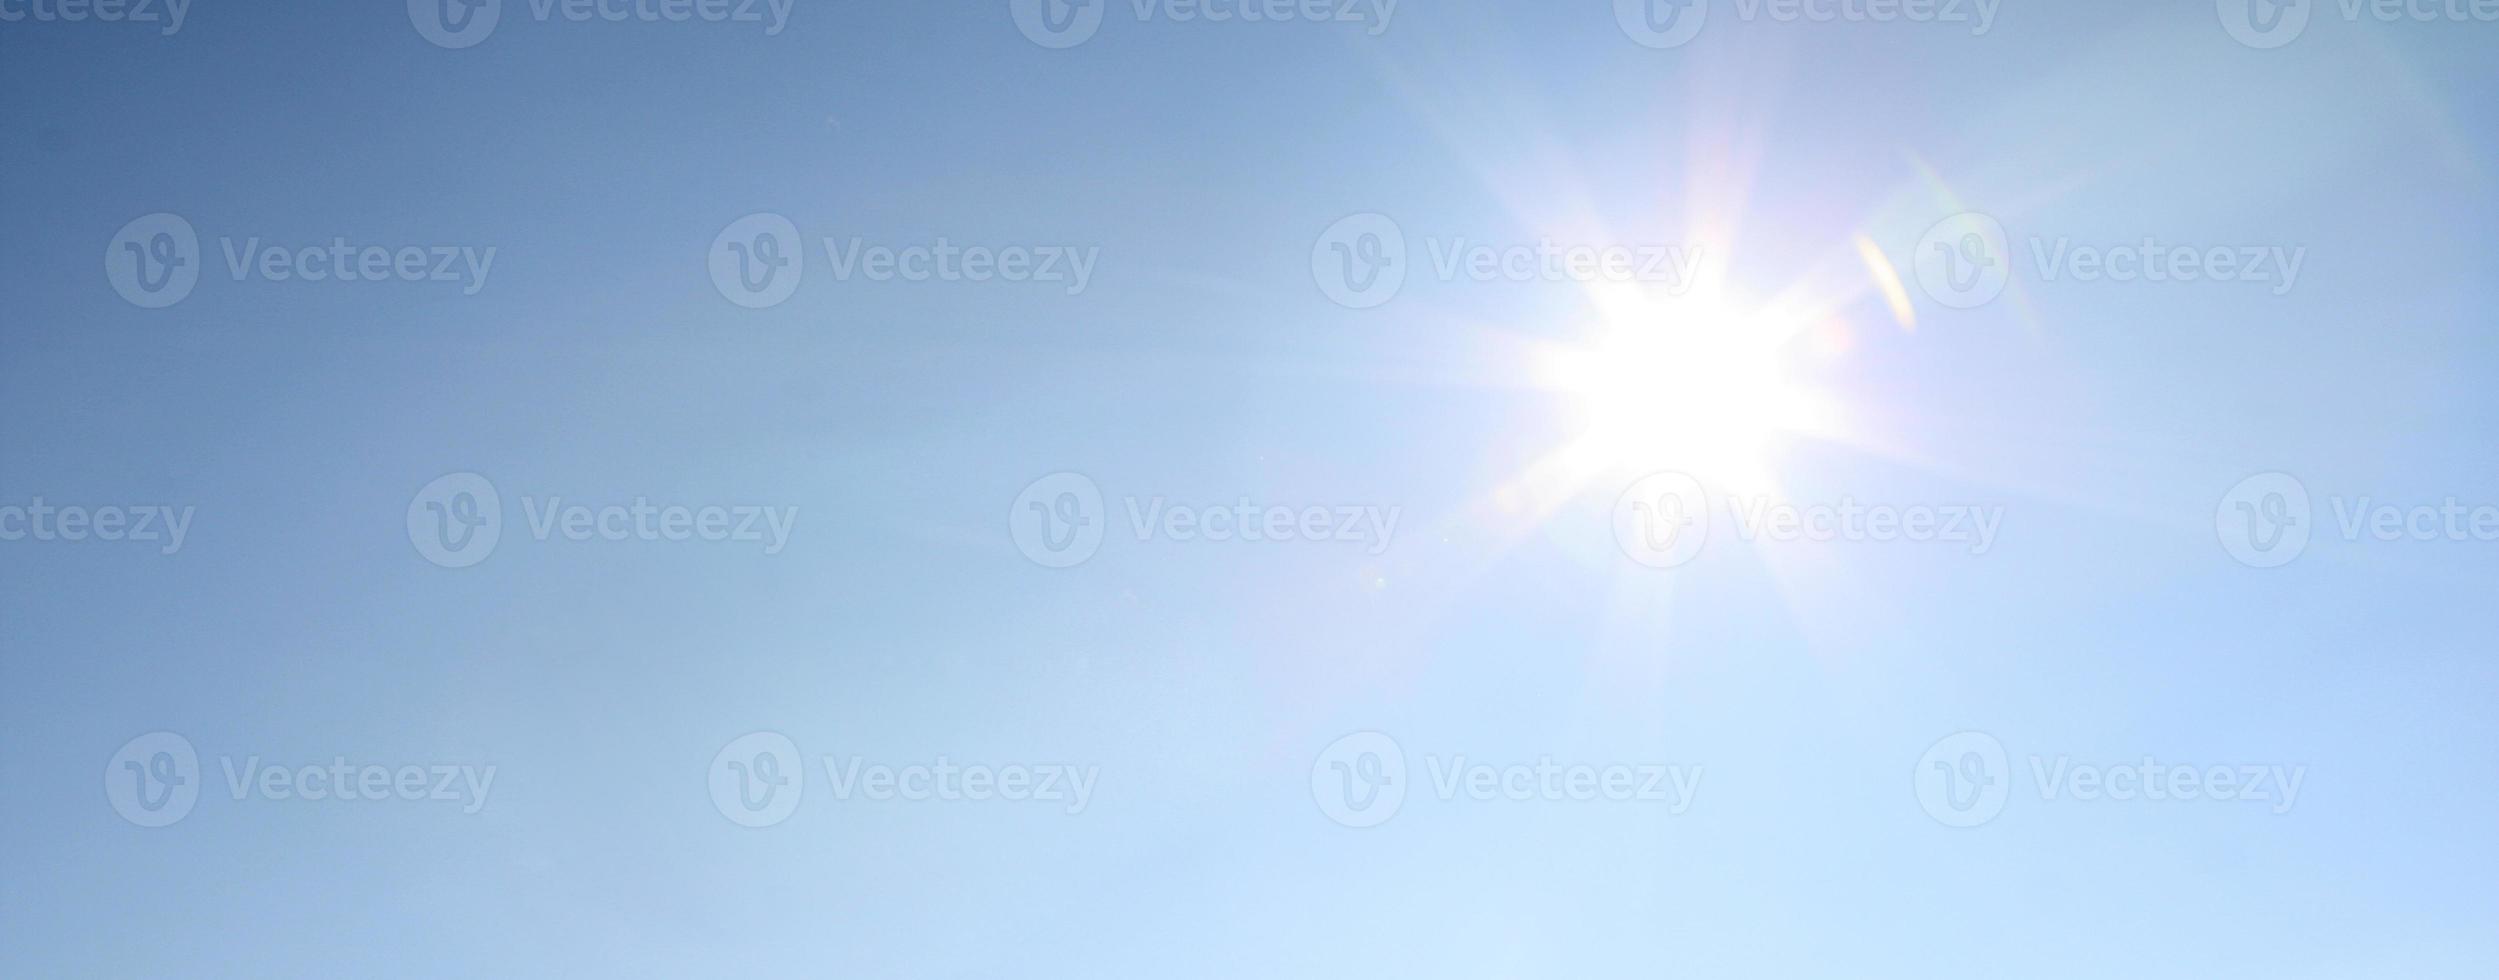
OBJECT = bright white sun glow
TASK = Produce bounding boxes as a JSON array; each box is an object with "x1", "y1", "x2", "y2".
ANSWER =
[{"x1": 1536, "y1": 296, "x2": 1832, "y2": 498}]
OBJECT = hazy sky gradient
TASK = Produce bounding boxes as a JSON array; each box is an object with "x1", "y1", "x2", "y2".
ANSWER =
[{"x1": 4, "y1": 3, "x2": 2495, "y2": 977}]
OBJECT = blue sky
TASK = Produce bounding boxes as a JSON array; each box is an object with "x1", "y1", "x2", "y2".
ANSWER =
[{"x1": 4, "y1": 2, "x2": 2496, "y2": 977}]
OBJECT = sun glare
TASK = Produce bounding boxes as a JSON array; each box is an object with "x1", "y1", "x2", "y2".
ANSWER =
[{"x1": 1538, "y1": 298, "x2": 1827, "y2": 497}]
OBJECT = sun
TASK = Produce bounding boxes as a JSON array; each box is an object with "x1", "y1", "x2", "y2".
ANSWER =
[{"x1": 1535, "y1": 295, "x2": 1831, "y2": 497}]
